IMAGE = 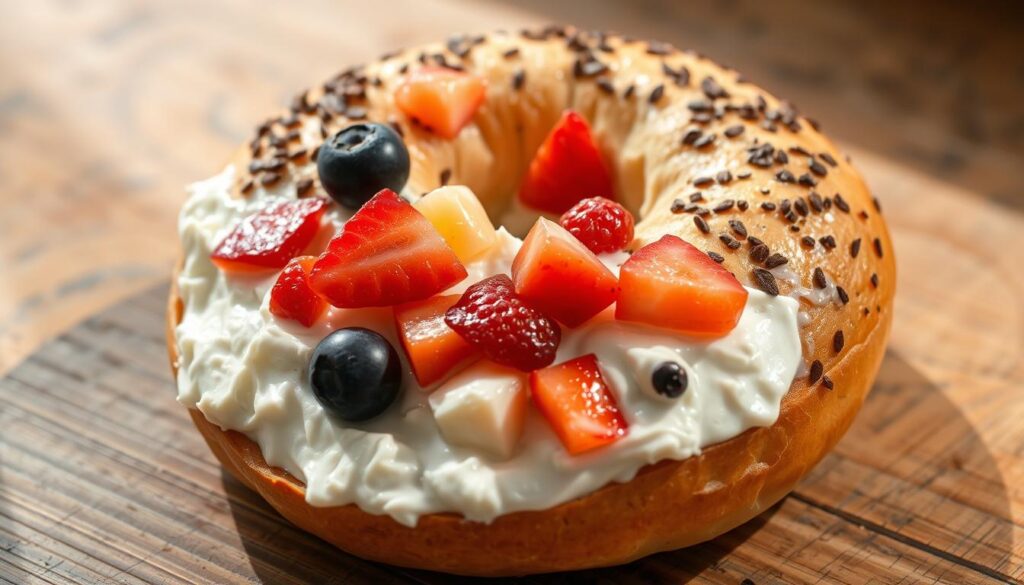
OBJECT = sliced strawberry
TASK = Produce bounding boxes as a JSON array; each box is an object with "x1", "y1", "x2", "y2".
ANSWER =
[
  {"x1": 444, "y1": 275, "x2": 560, "y2": 372},
  {"x1": 519, "y1": 110, "x2": 614, "y2": 215},
  {"x1": 211, "y1": 198, "x2": 328, "y2": 273},
  {"x1": 269, "y1": 256, "x2": 328, "y2": 327},
  {"x1": 394, "y1": 294, "x2": 479, "y2": 387},
  {"x1": 511, "y1": 218, "x2": 618, "y2": 327},
  {"x1": 395, "y1": 67, "x2": 487, "y2": 140},
  {"x1": 529, "y1": 354, "x2": 628, "y2": 455},
  {"x1": 616, "y1": 235, "x2": 748, "y2": 336},
  {"x1": 309, "y1": 189, "x2": 467, "y2": 308},
  {"x1": 559, "y1": 196, "x2": 635, "y2": 254}
]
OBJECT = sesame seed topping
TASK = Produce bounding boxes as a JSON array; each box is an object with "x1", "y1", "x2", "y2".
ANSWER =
[
  {"x1": 813, "y1": 267, "x2": 827, "y2": 289},
  {"x1": 764, "y1": 253, "x2": 788, "y2": 269},
  {"x1": 240, "y1": 178, "x2": 255, "y2": 194},
  {"x1": 873, "y1": 238, "x2": 884, "y2": 258},
  {"x1": 694, "y1": 215, "x2": 711, "y2": 234},
  {"x1": 752, "y1": 268, "x2": 779, "y2": 296},
  {"x1": 713, "y1": 199, "x2": 735, "y2": 213},
  {"x1": 596, "y1": 78, "x2": 615, "y2": 94},
  {"x1": 716, "y1": 170, "x2": 733, "y2": 184},
  {"x1": 837, "y1": 286, "x2": 849, "y2": 304},
  {"x1": 719, "y1": 234, "x2": 741, "y2": 249},
  {"x1": 801, "y1": 236, "x2": 816, "y2": 249},
  {"x1": 648, "y1": 84, "x2": 665, "y2": 104},
  {"x1": 296, "y1": 178, "x2": 314, "y2": 196},
  {"x1": 729, "y1": 219, "x2": 747, "y2": 238},
  {"x1": 707, "y1": 251, "x2": 725, "y2": 263},
  {"x1": 761, "y1": 201, "x2": 777, "y2": 211},
  {"x1": 822, "y1": 375, "x2": 834, "y2": 390},
  {"x1": 833, "y1": 193, "x2": 850, "y2": 213},
  {"x1": 820, "y1": 152, "x2": 838, "y2": 167},
  {"x1": 693, "y1": 133, "x2": 716, "y2": 149},
  {"x1": 503, "y1": 47, "x2": 520, "y2": 59},
  {"x1": 724, "y1": 125, "x2": 744, "y2": 138},
  {"x1": 819, "y1": 235, "x2": 837, "y2": 249},
  {"x1": 440, "y1": 168, "x2": 452, "y2": 186},
  {"x1": 833, "y1": 330, "x2": 845, "y2": 353},
  {"x1": 776, "y1": 170, "x2": 795, "y2": 183},
  {"x1": 809, "y1": 360, "x2": 823, "y2": 384},
  {"x1": 681, "y1": 128, "x2": 702, "y2": 145},
  {"x1": 512, "y1": 69, "x2": 526, "y2": 90},
  {"x1": 750, "y1": 243, "x2": 769, "y2": 263},
  {"x1": 850, "y1": 238, "x2": 861, "y2": 258},
  {"x1": 870, "y1": 273, "x2": 879, "y2": 288}
]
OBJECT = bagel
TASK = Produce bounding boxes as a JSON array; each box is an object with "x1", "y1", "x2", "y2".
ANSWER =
[{"x1": 168, "y1": 26, "x2": 895, "y2": 576}]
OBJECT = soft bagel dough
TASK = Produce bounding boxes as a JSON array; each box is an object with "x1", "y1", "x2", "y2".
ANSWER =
[{"x1": 169, "y1": 26, "x2": 895, "y2": 576}]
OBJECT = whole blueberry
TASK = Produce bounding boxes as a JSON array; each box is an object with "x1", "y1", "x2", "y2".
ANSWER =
[
  {"x1": 308, "y1": 327, "x2": 402, "y2": 421},
  {"x1": 651, "y1": 361, "x2": 688, "y2": 399},
  {"x1": 316, "y1": 123, "x2": 410, "y2": 209}
]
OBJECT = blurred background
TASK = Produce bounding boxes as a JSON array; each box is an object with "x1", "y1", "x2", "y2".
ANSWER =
[{"x1": 0, "y1": 0, "x2": 1022, "y2": 373}]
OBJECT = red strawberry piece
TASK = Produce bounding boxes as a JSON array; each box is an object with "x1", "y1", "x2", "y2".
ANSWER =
[
  {"x1": 269, "y1": 256, "x2": 328, "y2": 327},
  {"x1": 444, "y1": 275, "x2": 561, "y2": 372},
  {"x1": 616, "y1": 235, "x2": 749, "y2": 336},
  {"x1": 559, "y1": 196, "x2": 635, "y2": 254},
  {"x1": 210, "y1": 198, "x2": 328, "y2": 273},
  {"x1": 394, "y1": 294, "x2": 479, "y2": 387},
  {"x1": 518, "y1": 110, "x2": 614, "y2": 215},
  {"x1": 529, "y1": 354, "x2": 628, "y2": 455},
  {"x1": 511, "y1": 218, "x2": 618, "y2": 327},
  {"x1": 309, "y1": 189, "x2": 467, "y2": 308},
  {"x1": 395, "y1": 67, "x2": 487, "y2": 140}
]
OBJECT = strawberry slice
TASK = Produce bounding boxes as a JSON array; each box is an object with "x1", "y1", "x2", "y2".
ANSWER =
[
  {"x1": 395, "y1": 67, "x2": 487, "y2": 140},
  {"x1": 616, "y1": 235, "x2": 749, "y2": 336},
  {"x1": 529, "y1": 354, "x2": 628, "y2": 455},
  {"x1": 519, "y1": 110, "x2": 614, "y2": 215},
  {"x1": 511, "y1": 218, "x2": 618, "y2": 327},
  {"x1": 394, "y1": 294, "x2": 479, "y2": 387},
  {"x1": 444, "y1": 275, "x2": 561, "y2": 372},
  {"x1": 309, "y1": 189, "x2": 467, "y2": 308},
  {"x1": 269, "y1": 256, "x2": 328, "y2": 327},
  {"x1": 210, "y1": 198, "x2": 328, "y2": 273}
]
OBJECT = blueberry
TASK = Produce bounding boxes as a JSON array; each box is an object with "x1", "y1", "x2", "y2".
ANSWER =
[
  {"x1": 309, "y1": 328, "x2": 402, "y2": 421},
  {"x1": 651, "y1": 361, "x2": 687, "y2": 398},
  {"x1": 317, "y1": 123, "x2": 410, "y2": 209}
]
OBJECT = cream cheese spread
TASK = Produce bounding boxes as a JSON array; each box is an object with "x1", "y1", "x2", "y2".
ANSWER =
[{"x1": 175, "y1": 165, "x2": 802, "y2": 526}]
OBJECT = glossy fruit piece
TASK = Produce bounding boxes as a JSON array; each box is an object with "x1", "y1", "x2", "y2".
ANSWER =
[
  {"x1": 269, "y1": 256, "x2": 328, "y2": 327},
  {"x1": 394, "y1": 294, "x2": 479, "y2": 387},
  {"x1": 559, "y1": 196, "x2": 635, "y2": 254},
  {"x1": 210, "y1": 198, "x2": 328, "y2": 273},
  {"x1": 395, "y1": 67, "x2": 487, "y2": 139},
  {"x1": 317, "y1": 123, "x2": 410, "y2": 209},
  {"x1": 309, "y1": 189, "x2": 467, "y2": 308},
  {"x1": 616, "y1": 235, "x2": 749, "y2": 336},
  {"x1": 511, "y1": 218, "x2": 618, "y2": 327},
  {"x1": 444, "y1": 275, "x2": 561, "y2": 372},
  {"x1": 518, "y1": 110, "x2": 614, "y2": 215},
  {"x1": 308, "y1": 327, "x2": 402, "y2": 422},
  {"x1": 414, "y1": 186, "x2": 498, "y2": 262},
  {"x1": 529, "y1": 354, "x2": 628, "y2": 455}
]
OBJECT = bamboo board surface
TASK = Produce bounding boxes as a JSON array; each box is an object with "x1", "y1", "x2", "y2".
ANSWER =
[{"x1": 1, "y1": 0, "x2": 1022, "y2": 583}]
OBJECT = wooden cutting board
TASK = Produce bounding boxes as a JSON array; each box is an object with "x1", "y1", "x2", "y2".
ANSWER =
[{"x1": 0, "y1": 275, "x2": 1019, "y2": 583}]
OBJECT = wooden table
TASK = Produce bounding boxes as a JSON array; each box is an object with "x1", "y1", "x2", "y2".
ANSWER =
[{"x1": 1, "y1": 0, "x2": 1022, "y2": 583}]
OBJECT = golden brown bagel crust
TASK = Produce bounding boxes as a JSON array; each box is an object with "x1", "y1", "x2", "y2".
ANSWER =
[{"x1": 168, "y1": 26, "x2": 896, "y2": 576}]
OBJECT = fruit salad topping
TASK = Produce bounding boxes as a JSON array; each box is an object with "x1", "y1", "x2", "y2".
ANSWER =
[
  {"x1": 519, "y1": 110, "x2": 615, "y2": 214},
  {"x1": 395, "y1": 67, "x2": 487, "y2": 139},
  {"x1": 444, "y1": 274, "x2": 561, "y2": 372},
  {"x1": 559, "y1": 196, "x2": 635, "y2": 254},
  {"x1": 309, "y1": 327, "x2": 403, "y2": 422},
  {"x1": 317, "y1": 123, "x2": 410, "y2": 209},
  {"x1": 529, "y1": 354, "x2": 629, "y2": 455},
  {"x1": 309, "y1": 189, "x2": 467, "y2": 308},
  {"x1": 210, "y1": 197, "x2": 328, "y2": 272},
  {"x1": 394, "y1": 294, "x2": 479, "y2": 387},
  {"x1": 616, "y1": 235, "x2": 748, "y2": 336},
  {"x1": 511, "y1": 218, "x2": 618, "y2": 327},
  {"x1": 269, "y1": 256, "x2": 328, "y2": 327}
]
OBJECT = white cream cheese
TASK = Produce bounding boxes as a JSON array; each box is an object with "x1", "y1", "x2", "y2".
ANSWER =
[{"x1": 175, "y1": 166, "x2": 803, "y2": 526}]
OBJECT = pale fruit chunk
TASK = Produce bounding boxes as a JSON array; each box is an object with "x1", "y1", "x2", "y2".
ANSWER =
[
  {"x1": 415, "y1": 186, "x2": 498, "y2": 262},
  {"x1": 428, "y1": 362, "x2": 527, "y2": 459}
]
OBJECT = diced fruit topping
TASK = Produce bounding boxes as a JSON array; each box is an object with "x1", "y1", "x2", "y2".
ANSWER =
[
  {"x1": 444, "y1": 275, "x2": 561, "y2": 372},
  {"x1": 317, "y1": 123, "x2": 410, "y2": 209},
  {"x1": 559, "y1": 197, "x2": 635, "y2": 254},
  {"x1": 511, "y1": 218, "x2": 618, "y2": 327},
  {"x1": 518, "y1": 110, "x2": 614, "y2": 215},
  {"x1": 395, "y1": 67, "x2": 487, "y2": 139},
  {"x1": 529, "y1": 354, "x2": 628, "y2": 455},
  {"x1": 394, "y1": 294, "x2": 479, "y2": 387},
  {"x1": 211, "y1": 198, "x2": 328, "y2": 273},
  {"x1": 309, "y1": 189, "x2": 467, "y2": 308},
  {"x1": 415, "y1": 186, "x2": 498, "y2": 262},
  {"x1": 428, "y1": 362, "x2": 527, "y2": 459},
  {"x1": 616, "y1": 235, "x2": 748, "y2": 336},
  {"x1": 269, "y1": 256, "x2": 328, "y2": 327},
  {"x1": 309, "y1": 327, "x2": 402, "y2": 422}
]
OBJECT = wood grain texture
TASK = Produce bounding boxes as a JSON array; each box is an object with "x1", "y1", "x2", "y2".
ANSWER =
[
  {"x1": 0, "y1": 0, "x2": 1022, "y2": 582},
  {"x1": 0, "y1": 286, "x2": 1015, "y2": 584}
]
